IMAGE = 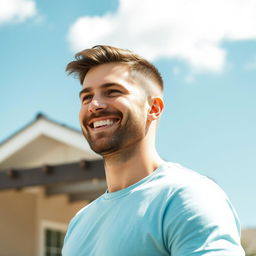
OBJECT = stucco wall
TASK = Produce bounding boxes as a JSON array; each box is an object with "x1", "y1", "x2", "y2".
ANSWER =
[
  {"x1": 36, "y1": 188, "x2": 87, "y2": 256},
  {"x1": 0, "y1": 188, "x2": 87, "y2": 256},
  {"x1": 0, "y1": 190, "x2": 37, "y2": 256},
  {"x1": 36, "y1": 187, "x2": 86, "y2": 223}
]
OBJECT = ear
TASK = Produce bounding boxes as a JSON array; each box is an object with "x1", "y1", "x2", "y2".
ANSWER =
[{"x1": 148, "y1": 96, "x2": 164, "y2": 121}]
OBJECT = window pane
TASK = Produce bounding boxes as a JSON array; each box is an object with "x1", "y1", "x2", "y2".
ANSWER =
[
  {"x1": 60, "y1": 232, "x2": 65, "y2": 246},
  {"x1": 44, "y1": 227, "x2": 66, "y2": 256},
  {"x1": 45, "y1": 247, "x2": 51, "y2": 256},
  {"x1": 56, "y1": 231, "x2": 61, "y2": 247},
  {"x1": 52, "y1": 230, "x2": 57, "y2": 246},
  {"x1": 45, "y1": 229, "x2": 51, "y2": 246}
]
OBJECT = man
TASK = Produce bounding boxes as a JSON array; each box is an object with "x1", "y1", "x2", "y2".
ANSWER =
[{"x1": 62, "y1": 45, "x2": 244, "y2": 255}]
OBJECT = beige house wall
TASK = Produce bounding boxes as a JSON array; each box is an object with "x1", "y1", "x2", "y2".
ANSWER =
[
  {"x1": 36, "y1": 188, "x2": 86, "y2": 224},
  {"x1": 0, "y1": 190, "x2": 37, "y2": 256},
  {"x1": 0, "y1": 188, "x2": 87, "y2": 256},
  {"x1": 36, "y1": 188, "x2": 87, "y2": 255}
]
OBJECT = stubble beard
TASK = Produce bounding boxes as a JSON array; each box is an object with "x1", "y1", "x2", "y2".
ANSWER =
[{"x1": 82, "y1": 114, "x2": 145, "y2": 157}]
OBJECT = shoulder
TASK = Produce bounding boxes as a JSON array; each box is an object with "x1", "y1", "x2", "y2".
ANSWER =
[
  {"x1": 154, "y1": 162, "x2": 223, "y2": 198},
  {"x1": 160, "y1": 161, "x2": 213, "y2": 183},
  {"x1": 160, "y1": 162, "x2": 237, "y2": 223},
  {"x1": 159, "y1": 163, "x2": 243, "y2": 255}
]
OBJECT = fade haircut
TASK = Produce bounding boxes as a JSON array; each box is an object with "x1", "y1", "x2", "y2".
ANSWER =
[{"x1": 66, "y1": 45, "x2": 163, "y2": 93}]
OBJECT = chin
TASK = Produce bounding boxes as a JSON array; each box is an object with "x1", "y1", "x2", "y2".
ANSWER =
[{"x1": 89, "y1": 140, "x2": 121, "y2": 156}]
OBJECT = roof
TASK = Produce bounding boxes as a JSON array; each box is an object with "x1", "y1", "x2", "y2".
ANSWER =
[
  {"x1": 0, "y1": 113, "x2": 81, "y2": 145},
  {"x1": 0, "y1": 113, "x2": 99, "y2": 165}
]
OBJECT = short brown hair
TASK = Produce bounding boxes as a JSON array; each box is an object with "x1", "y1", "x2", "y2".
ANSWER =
[{"x1": 66, "y1": 45, "x2": 163, "y2": 91}]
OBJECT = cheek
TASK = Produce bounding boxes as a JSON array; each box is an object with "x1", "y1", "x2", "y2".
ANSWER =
[
  {"x1": 133, "y1": 98, "x2": 148, "y2": 114},
  {"x1": 79, "y1": 106, "x2": 88, "y2": 124}
]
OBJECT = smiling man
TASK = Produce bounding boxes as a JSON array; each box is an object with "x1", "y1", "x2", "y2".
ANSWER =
[
  {"x1": 79, "y1": 63, "x2": 156, "y2": 158},
  {"x1": 62, "y1": 45, "x2": 244, "y2": 256}
]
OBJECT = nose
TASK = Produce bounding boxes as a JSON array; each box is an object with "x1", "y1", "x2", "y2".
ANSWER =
[{"x1": 88, "y1": 98, "x2": 107, "y2": 113}]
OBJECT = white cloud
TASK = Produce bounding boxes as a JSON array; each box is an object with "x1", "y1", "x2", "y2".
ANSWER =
[
  {"x1": 68, "y1": 0, "x2": 256, "y2": 73},
  {"x1": 0, "y1": 0, "x2": 36, "y2": 24}
]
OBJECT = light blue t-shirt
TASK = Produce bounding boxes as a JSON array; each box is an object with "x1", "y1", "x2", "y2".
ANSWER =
[{"x1": 62, "y1": 162, "x2": 244, "y2": 256}]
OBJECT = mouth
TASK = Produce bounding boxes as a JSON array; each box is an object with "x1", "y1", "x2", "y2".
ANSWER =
[{"x1": 88, "y1": 117, "x2": 121, "y2": 130}]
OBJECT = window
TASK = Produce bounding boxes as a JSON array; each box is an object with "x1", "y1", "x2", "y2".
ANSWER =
[
  {"x1": 44, "y1": 228, "x2": 65, "y2": 256},
  {"x1": 39, "y1": 221, "x2": 67, "y2": 256}
]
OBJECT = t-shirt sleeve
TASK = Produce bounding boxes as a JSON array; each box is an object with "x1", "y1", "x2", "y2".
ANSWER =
[{"x1": 162, "y1": 177, "x2": 245, "y2": 256}]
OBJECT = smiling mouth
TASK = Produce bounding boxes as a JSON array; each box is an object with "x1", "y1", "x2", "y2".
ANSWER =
[{"x1": 89, "y1": 118, "x2": 120, "y2": 129}]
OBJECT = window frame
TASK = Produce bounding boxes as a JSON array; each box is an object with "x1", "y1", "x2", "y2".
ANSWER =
[{"x1": 38, "y1": 220, "x2": 67, "y2": 256}]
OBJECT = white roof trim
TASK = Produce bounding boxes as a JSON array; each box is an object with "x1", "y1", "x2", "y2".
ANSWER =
[{"x1": 0, "y1": 117, "x2": 99, "y2": 163}]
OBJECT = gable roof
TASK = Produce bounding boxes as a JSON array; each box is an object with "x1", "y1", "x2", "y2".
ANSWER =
[{"x1": 0, "y1": 113, "x2": 99, "y2": 164}]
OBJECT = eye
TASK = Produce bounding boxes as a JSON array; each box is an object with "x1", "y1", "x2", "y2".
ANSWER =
[
  {"x1": 106, "y1": 89, "x2": 122, "y2": 96},
  {"x1": 81, "y1": 94, "x2": 93, "y2": 104}
]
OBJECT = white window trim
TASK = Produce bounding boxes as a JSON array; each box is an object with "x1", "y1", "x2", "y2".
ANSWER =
[{"x1": 38, "y1": 220, "x2": 67, "y2": 256}]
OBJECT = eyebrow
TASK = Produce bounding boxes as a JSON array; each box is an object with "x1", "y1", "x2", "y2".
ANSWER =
[{"x1": 79, "y1": 83, "x2": 122, "y2": 98}]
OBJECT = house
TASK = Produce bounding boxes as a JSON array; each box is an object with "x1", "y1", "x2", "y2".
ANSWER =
[{"x1": 0, "y1": 113, "x2": 105, "y2": 256}]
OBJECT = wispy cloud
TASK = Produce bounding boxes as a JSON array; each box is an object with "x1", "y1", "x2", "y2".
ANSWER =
[
  {"x1": 0, "y1": 0, "x2": 37, "y2": 24},
  {"x1": 67, "y1": 0, "x2": 256, "y2": 73}
]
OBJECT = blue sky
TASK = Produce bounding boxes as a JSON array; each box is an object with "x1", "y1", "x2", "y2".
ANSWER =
[{"x1": 0, "y1": 0, "x2": 255, "y2": 228}]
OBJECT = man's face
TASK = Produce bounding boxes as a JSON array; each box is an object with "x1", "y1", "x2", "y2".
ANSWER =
[{"x1": 79, "y1": 63, "x2": 150, "y2": 156}]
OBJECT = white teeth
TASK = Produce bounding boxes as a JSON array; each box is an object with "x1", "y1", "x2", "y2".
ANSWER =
[{"x1": 93, "y1": 119, "x2": 115, "y2": 128}]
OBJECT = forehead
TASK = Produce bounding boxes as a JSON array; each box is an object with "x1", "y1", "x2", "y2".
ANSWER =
[{"x1": 82, "y1": 63, "x2": 134, "y2": 89}]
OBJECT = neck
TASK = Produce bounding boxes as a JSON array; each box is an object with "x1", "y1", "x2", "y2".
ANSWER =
[{"x1": 103, "y1": 140, "x2": 164, "y2": 193}]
